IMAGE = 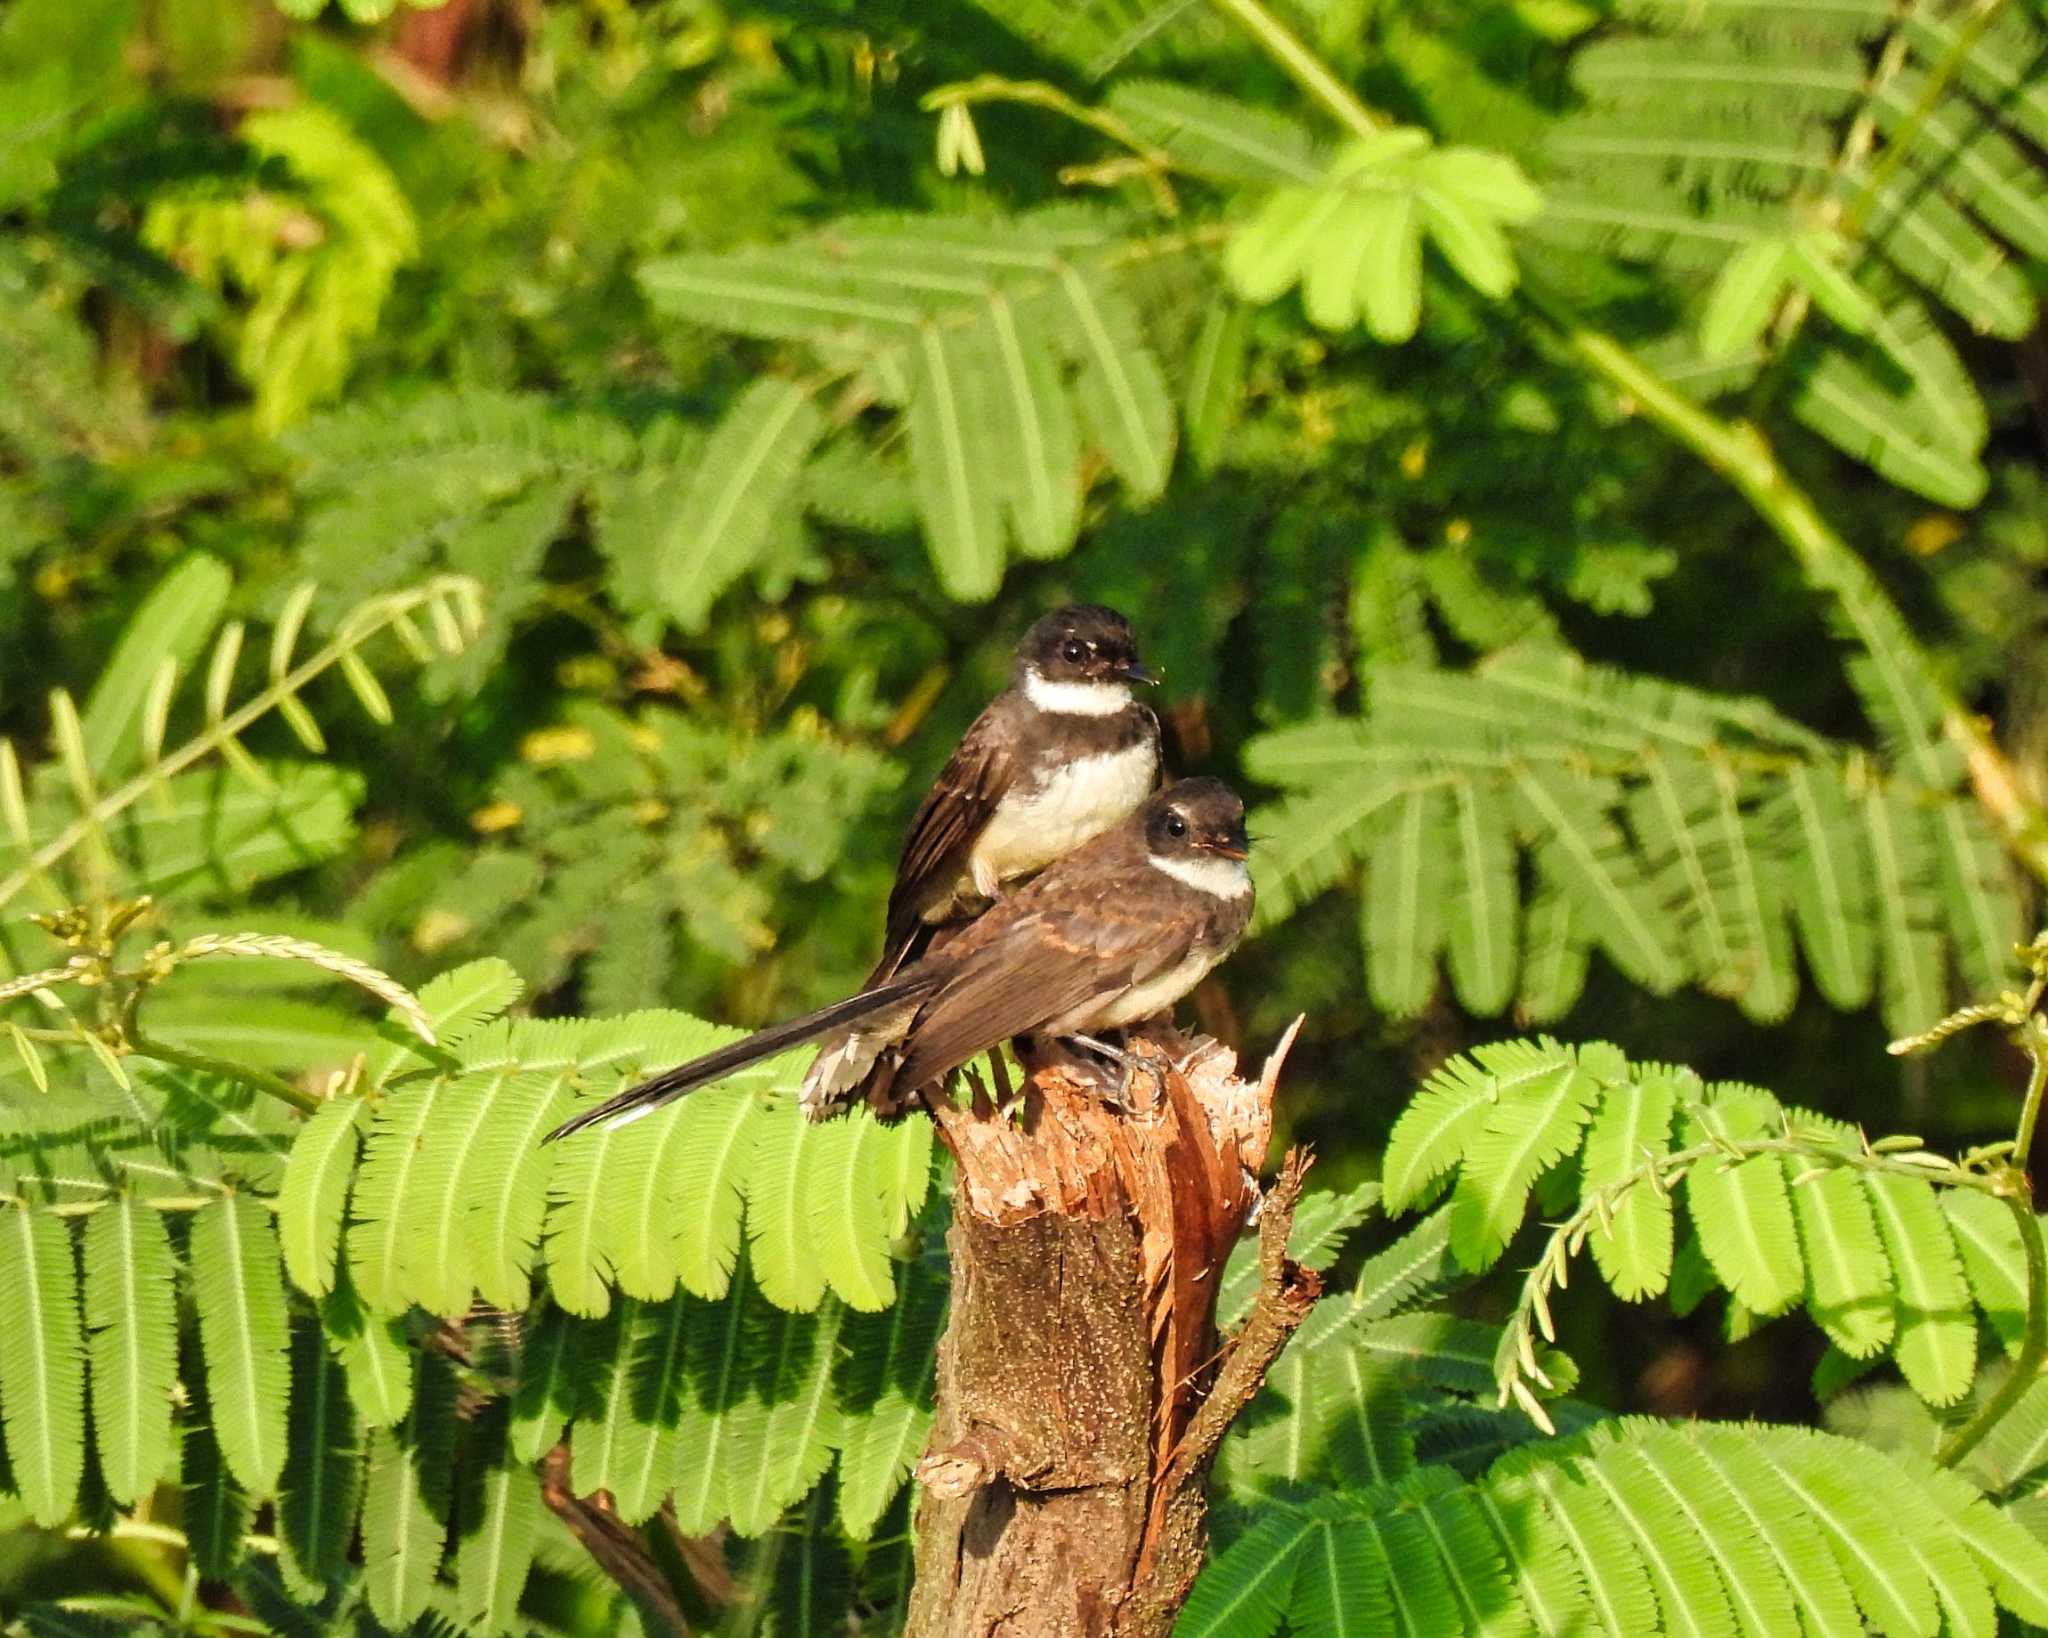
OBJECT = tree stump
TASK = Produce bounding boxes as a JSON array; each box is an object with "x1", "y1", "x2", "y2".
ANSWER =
[{"x1": 907, "y1": 1020, "x2": 1319, "y2": 1638}]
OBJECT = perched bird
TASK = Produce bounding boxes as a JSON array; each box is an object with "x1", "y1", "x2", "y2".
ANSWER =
[
  {"x1": 544, "y1": 778, "x2": 1252, "y2": 1137},
  {"x1": 869, "y1": 604, "x2": 1160, "y2": 981}
]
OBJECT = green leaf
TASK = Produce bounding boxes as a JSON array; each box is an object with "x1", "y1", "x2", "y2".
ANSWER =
[
  {"x1": 181, "y1": 1336, "x2": 254, "y2": 1580},
  {"x1": 1941, "y1": 1188, "x2": 2027, "y2": 1353},
  {"x1": 1698, "y1": 237, "x2": 1790, "y2": 358},
  {"x1": 1792, "y1": 1166, "x2": 1893, "y2": 1358},
  {"x1": 362, "y1": 1426, "x2": 444, "y2": 1627},
  {"x1": 1183, "y1": 296, "x2": 1250, "y2": 471},
  {"x1": 1177, "y1": 1510, "x2": 1315, "y2": 1638},
  {"x1": 658, "y1": 378, "x2": 824, "y2": 631},
  {"x1": 1687, "y1": 1150, "x2": 1803, "y2": 1318},
  {"x1": 907, "y1": 324, "x2": 1002, "y2": 600},
  {"x1": 361, "y1": 1359, "x2": 454, "y2": 1629},
  {"x1": 322, "y1": 1275, "x2": 413, "y2": 1430},
  {"x1": 509, "y1": 1304, "x2": 577, "y2": 1464},
  {"x1": 1364, "y1": 783, "x2": 1447, "y2": 1017},
  {"x1": 748, "y1": 1105, "x2": 829, "y2": 1312},
  {"x1": 1293, "y1": 1515, "x2": 1394, "y2": 1635},
  {"x1": 1385, "y1": 1044, "x2": 1543, "y2": 1213},
  {"x1": 1495, "y1": 1452, "x2": 1658, "y2": 1638},
  {"x1": 1579, "y1": 1070, "x2": 1677, "y2": 1300},
  {"x1": 835, "y1": 1257, "x2": 945, "y2": 1539},
  {"x1": 1450, "y1": 1045, "x2": 1598, "y2": 1269},
  {"x1": 0, "y1": 1206, "x2": 83, "y2": 1525},
  {"x1": 1354, "y1": 1205, "x2": 1458, "y2": 1321},
  {"x1": 668, "y1": 1086, "x2": 767, "y2": 1301},
  {"x1": 347, "y1": 1080, "x2": 440, "y2": 1315},
  {"x1": 1357, "y1": 193, "x2": 1422, "y2": 343},
  {"x1": 83, "y1": 1198, "x2": 176, "y2": 1506},
  {"x1": 191, "y1": 1194, "x2": 291, "y2": 1496},
  {"x1": 1445, "y1": 775, "x2": 1518, "y2": 1015},
  {"x1": 278, "y1": 1318, "x2": 362, "y2": 1586},
  {"x1": 80, "y1": 554, "x2": 230, "y2": 776},
  {"x1": 1106, "y1": 81, "x2": 1321, "y2": 184},
  {"x1": 364, "y1": 956, "x2": 523, "y2": 1086},
  {"x1": 455, "y1": 1459, "x2": 540, "y2": 1635},
  {"x1": 277, "y1": 1095, "x2": 365, "y2": 1298},
  {"x1": 807, "y1": 1110, "x2": 897, "y2": 1312},
  {"x1": 1863, "y1": 1172, "x2": 1975, "y2": 1406},
  {"x1": 724, "y1": 1299, "x2": 845, "y2": 1536},
  {"x1": 1512, "y1": 763, "x2": 1684, "y2": 995},
  {"x1": 1753, "y1": 1430, "x2": 1935, "y2": 1634},
  {"x1": 1784, "y1": 231, "x2": 1879, "y2": 335}
]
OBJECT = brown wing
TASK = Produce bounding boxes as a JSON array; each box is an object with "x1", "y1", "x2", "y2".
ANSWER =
[
  {"x1": 871, "y1": 693, "x2": 1022, "y2": 978},
  {"x1": 889, "y1": 878, "x2": 1202, "y2": 1092}
]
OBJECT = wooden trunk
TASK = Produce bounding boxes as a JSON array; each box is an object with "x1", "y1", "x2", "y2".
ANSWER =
[{"x1": 907, "y1": 1024, "x2": 1317, "y2": 1638}]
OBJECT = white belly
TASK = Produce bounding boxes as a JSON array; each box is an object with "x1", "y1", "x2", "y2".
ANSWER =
[
  {"x1": 968, "y1": 741, "x2": 1157, "y2": 891},
  {"x1": 1055, "y1": 946, "x2": 1222, "y2": 1033}
]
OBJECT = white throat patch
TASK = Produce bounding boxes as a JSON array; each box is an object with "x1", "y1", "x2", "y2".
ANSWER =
[
  {"x1": 1023, "y1": 668, "x2": 1133, "y2": 717},
  {"x1": 1150, "y1": 851, "x2": 1253, "y2": 900}
]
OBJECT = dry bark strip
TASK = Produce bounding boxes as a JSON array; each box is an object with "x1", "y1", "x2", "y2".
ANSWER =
[{"x1": 908, "y1": 1019, "x2": 1319, "y2": 1637}]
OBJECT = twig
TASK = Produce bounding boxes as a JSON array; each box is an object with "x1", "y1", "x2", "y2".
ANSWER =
[
  {"x1": 1163, "y1": 1145, "x2": 1320, "y2": 1477},
  {"x1": 538, "y1": 1444, "x2": 691, "y2": 1637},
  {"x1": 126, "y1": 1032, "x2": 320, "y2": 1116}
]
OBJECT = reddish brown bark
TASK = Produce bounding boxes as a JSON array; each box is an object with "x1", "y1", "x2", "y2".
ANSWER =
[{"x1": 908, "y1": 1022, "x2": 1319, "y2": 1637}]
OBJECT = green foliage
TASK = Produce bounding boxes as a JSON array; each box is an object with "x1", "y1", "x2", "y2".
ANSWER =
[
  {"x1": 641, "y1": 211, "x2": 1185, "y2": 599},
  {"x1": 1, "y1": 0, "x2": 2044, "y2": 1630},
  {"x1": 1539, "y1": 0, "x2": 2048, "y2": 505},
  {"x1": 1248, "y1": 647, "x2": 2018, "y2": 1034},
  {"x1": 1191, "y1": 1420, "x2": 2048, "y2": 1638}
]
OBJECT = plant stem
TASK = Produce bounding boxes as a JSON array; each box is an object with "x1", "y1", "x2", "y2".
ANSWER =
[
  {"x1": 2016, "y1": 1020, "x2": 2048, "y2": 1167},
  {"x1": 1938, "y1": 1183, "x2": 2047, "y2": 1467},
  {"x1": 1206, "y1": 0, "x2": 1382, "y2": 142},
  {"x1": 1205, "y1": 0, "x2": 2048, "y2": 887},
  {"x1": 1840, "y1": 0, "x2": 2011, "y2": 244},
  {"x1": 128, "y1": 1032, "x2": 321, "y2": 1116}
]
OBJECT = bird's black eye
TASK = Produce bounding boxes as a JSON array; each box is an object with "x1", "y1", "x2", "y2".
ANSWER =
[
  {"x1": 1166, "y1": 813, "x2": 1187, "y2": 838},
  {"x1": 1061, "y1": 638, "x2": 1086, "y2": 663}
]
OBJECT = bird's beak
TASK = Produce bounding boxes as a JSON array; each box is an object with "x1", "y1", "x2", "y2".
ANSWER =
[
  {"x1": 1211, "y1": 836, "x2": 1250, "y2": 861},
  {"x1": 1119, "y1": 660, "x2": 1160, "y2": 686}
]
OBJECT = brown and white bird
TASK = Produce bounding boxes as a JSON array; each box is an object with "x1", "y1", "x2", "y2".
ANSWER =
[
  {"x1": 870, "y1": 604, "x2": 1161, "y2": 980},
  {"x1": 544, "y1": 778, "x2": 1252, "y2": 1136}
]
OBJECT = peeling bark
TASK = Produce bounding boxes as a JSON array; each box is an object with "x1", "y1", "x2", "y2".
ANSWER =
[{"x1": 908, "y1": 1021, "x2": 1318, "y2": 1637}]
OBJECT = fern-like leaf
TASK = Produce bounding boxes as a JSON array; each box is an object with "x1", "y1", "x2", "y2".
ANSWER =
[
  {"x1": 277, "y1": 1094, "x2": 365, "y2": 1298},
  {"x1": 454, "y1": 1457, "x2": 540, "y2": 1636},
  {"x1": 82, "y1": 1197, "x2": 176, "y2": 1506},
  {"x1": 191, "y1": 1193, "x2": 290, "y2": 1497},
  {"x1": 835, "y1": 1254, "x2": 946, "y2": 1539},
  {"x1": 278, "y1": 1318, "x2": 362, "y2": 1586},
  {"x1": 1450, "y1": 1042, "x2": 1600, "y2": 1269},
  {"x1": 0, "y1": 1205, "x2": 83, "y2": 1525},
  {"x1": 1862, "y1": 1172, "x2": 1975, "y2": 1406},
  {"x1": 658, "y1": 378, "x2": 824, "y2": 631}
]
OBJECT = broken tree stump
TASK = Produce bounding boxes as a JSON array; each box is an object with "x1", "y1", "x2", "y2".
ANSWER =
[{"x1": 907, "y1": 1020, "x2": 1320, "y2": 1638}]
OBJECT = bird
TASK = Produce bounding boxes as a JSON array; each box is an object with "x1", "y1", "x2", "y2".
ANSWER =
[
  {"x1": 867, "y1": 604, "x2": 1161, "y2": 982},
  {"x1": 543, "y1": 778, "x2": 1253, "y2": 1138}
]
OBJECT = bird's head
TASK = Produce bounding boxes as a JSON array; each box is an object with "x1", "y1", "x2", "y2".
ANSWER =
[
  {"x1": 1017, "y1": 604, "x2": 1156, "y2": 700},
  {"x1": 1143, "y1": 779, "x2": 1252, "y2": 888}
]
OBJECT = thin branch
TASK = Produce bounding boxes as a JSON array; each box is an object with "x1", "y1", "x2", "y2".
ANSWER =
[
  {"x1": 538, "y1": 1444, "x2": 692, "y2": 1638},
  {"x1": 1164, "y1": 1146, "x2": 1320, "y2": 1477},
  {"x1": 126, "y1": 1032, "x2": 320, "y2": 1116}
]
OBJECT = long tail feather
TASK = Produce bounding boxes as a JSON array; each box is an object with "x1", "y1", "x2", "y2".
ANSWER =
[{"x1": 543, "y1": 975, "x2": 937, "y2": 1142}]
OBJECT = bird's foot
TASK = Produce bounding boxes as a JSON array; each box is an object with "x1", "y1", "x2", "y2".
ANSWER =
[{"x1": 1061, "y1": 1031, "x2": 1164, "y2": 1113}]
